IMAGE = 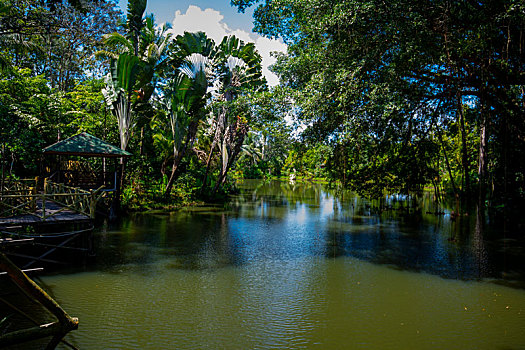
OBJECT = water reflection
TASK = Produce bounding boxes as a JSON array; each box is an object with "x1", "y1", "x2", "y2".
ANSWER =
[
  {"x1": 92, "y1": 180, "x2": 524, "y2": 287},
  {"x1": 38, "y1": 180, "x2": 525, "y2": 349}
]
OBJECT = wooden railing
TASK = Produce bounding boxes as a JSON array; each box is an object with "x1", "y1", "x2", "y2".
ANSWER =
[
  {"x1": 47, "y1": 170, "x2": 117, "y2": 190},
  {"x1": 0, "y1": 178, "x2": 38, "y2": 218},
  {"x1": 0, "y1": 178, "x2": 38, "y2": 202},
  {"x1": 0, "y1": 178, "x2": 104, "y2": 220}
]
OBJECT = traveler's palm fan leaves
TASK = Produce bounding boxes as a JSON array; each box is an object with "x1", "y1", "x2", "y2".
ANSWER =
[
  {"x1": 162, "y1": 32, "x2": 215, "y2": 195},
  {"x1": 102, "y1": 53, "x2": 141, "y2": 150},
  {"x1": 215, "y1": 35, "x2": 265, "y2": 101}
]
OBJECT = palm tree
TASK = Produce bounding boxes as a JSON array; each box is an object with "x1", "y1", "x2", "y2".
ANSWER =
[
  {"x1": 240, "y1": 131, "x2": 264, "y2": 166},
  {"x1": 98, "y1": 0, "x2": 172, "y2": 152},
  {"x1": 156, "y1": 33, "x2": 266, "y2": 196},
  {"x1": 99, "y1": 0, "x2": 167, "y2": 208},
  {"x1": 100, "y1": 52, "x2": 141, "y2": 207},
  {"x1": 101, "y1": 14, "x2": 172, "y2": 101},
  {"x1": 102, "y1": 53, "x2": 141, "y2": 152},
  {"x1": 150, "y1": 113, "x2": 174, "y2": 177},
  {"x1": 202, "y1": 35, "x2": 266, "y2": 194},
  {"x1": 161, "y1": 32, "x2": 214, "y2": 196}
]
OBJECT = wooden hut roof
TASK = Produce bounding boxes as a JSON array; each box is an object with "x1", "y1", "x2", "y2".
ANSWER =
[{"x1": 43, "y1": 132, "x2": 132, "y2": 158}]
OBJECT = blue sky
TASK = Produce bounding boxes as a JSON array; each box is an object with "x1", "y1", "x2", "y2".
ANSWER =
[
  {"x1": 118, "y1": 0, "x2": 255, "y2": 32},
  {"x1": 116, "y1": 0, "x2": 285, "y2": 86}
]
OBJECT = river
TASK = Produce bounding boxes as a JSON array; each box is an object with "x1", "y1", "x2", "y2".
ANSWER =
[{"x1": 40, "y1": 180, "x2": 525, "y2": 349}]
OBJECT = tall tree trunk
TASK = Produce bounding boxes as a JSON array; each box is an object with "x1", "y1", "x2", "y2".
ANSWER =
[
  {"x1": 202, "y1": 109, "x2": 226, "y2": 191},
  {"x1": 457, "y1": 93, "x2": 470, "y2": 197},
  {"x1": 139, "y1": 126, "x2": 145, "y2": 156},
  {"x1": 212, "y1": 120, "x2": 248, "y2": 195},
  {"x1": 445, "y1": 31, "x2": 468, "y2": 199},
  {"x1": 478, "y1": 96, "x2": 489, "y2": 205},
  {"x1": 436, "y1": 124, "x2": 458, "y2": 198},
  {"x1": 164, "y1": 154, "x2": 182, "y2": 197},
  {"x1": 164, "y1": 121, "x2": 198, "y2": 196},
  {"x1": 202, "y1": 146, "x2": 215, "y2": 190},
  {"x1": 202, "y1": 136, "x2": 218, "y2": 190}
]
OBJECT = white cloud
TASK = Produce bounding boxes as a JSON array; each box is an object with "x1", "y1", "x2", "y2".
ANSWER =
[
  {"x1": 169, "y1": 5, "x2": 287, "y2": 87},
  {"x1": 255, "y1": 36, "x2": 287, "y2": 87}
]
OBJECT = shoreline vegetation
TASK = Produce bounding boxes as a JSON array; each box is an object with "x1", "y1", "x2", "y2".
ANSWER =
[
  {"x1": 1, "y1": 0, "x2": 524, "y2": 222},
  {"x1": 121, "y1": 177, "x2": 518, "y2": 228},
  {"x1": 1, "y1": 2, "x2": 524, "y2": 348},
  {"x1": 121, "y1": 176, "x2": 327, "y2": 213}
]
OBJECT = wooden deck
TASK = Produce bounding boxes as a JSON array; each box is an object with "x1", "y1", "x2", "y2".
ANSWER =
[
  {"x1": 0, "y1": 200, "x2": 91, "y2": 227},
  {"x1": 0, "y1": 179, "x2": 103, "y2": 229}
]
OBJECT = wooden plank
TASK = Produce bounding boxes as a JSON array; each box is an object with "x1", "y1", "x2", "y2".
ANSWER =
[
  {"x1": 2, "y1": 252, "x2": 69, "y2": 265},
  {"x1": 0, "y1": 322, "x2": 62, "y2": 347},
  {"x1": 0, "y1": 268, "x2": 43, "y2": 276},
  {"x1": 0, "y1": 216, "x2": 91, "y2": 225},
  {"x1": 24, "y1": 233, "x2": 81, "y2": 269},
  {"x1": 0, "y1": 193, "x2": 90, "y2": 198},
  {"x1": 0, "y1": 254, "x2": 78, "y2": 324},
  {"x1": 0, "y1": 204, "x2": 92, "y2": 225},
  {"x1": 0, "y1": 238, "x2": 34, "y2": 245},
  {"x1": 32, "y1": 242, "x2": 88, "y2": 252},
  {"x1": 0, "y1": 294, "x2": 79, "y2": 350}
]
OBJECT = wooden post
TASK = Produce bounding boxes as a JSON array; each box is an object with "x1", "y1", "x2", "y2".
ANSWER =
[
  {"x1": 30, "y1": 186, "x2": 37, "y2": 212},
  {"x1": 60, "y1": 183, "x2": 64, "y2": 205},
  {"x1": 42, "y1": 192, "x2": 46, "y2": 219},
  {"x1": 1, "y1": 142, "x2": 4, "y2": 199},
  {"x1": 0, "y1": 253, "x2": 77, "y2": 326},
  {"x1": 0, "y1": 322, "x2": 63, "y2": 347},
  {"x1": 0, "y1": 253, "x2": 78, "y2": 347},
  {"x1": 89, "y1": 192, "x2": 96, "y2": 219}
]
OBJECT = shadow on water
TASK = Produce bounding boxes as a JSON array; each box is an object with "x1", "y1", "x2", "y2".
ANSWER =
[
  {"x1": 30, "y1": 180, "x2": 525, "y2": 350},
  {"x1": 78, "y1": 180, "x2": 525, "y2": 289}
]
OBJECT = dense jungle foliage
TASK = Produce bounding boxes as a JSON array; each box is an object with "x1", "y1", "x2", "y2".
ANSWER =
[
  {"x1": 232, "y1": 0, "x2": 525, "y2": 207},
  {"x1": 1, "y1": 0, "x2": 524, "y2": 212}
]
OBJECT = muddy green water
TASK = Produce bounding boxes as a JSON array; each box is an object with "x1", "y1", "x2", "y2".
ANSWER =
[{"x1": 41, "y1": 180, "x2": 525, "y2": 349}]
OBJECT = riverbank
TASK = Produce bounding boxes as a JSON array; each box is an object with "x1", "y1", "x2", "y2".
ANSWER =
[
  {"x1": 36, "y1": 179, "x2": 525, "y2": 349},
  {"x1": 120, "y1": 176, "x2": 328, "y2": 213},
  {"x1": 119, "y1": 178, "x2": 525, "y2": 234}
]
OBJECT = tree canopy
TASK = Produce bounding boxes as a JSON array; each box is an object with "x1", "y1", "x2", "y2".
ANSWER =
[
  {"x1": 232, "y1": 0, "x2": 525, "y2": 204},
  {"x1": 1, "y1": 0, "x2": 524, "y2": 211}
]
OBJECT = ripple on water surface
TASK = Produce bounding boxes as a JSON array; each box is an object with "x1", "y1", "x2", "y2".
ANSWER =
[
  {"x1": 44, "y1": 256, "x2": 525, "y2": 349},
  {"x1": 40, "y1": 180, "x2": 525, "y2": 349}
]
